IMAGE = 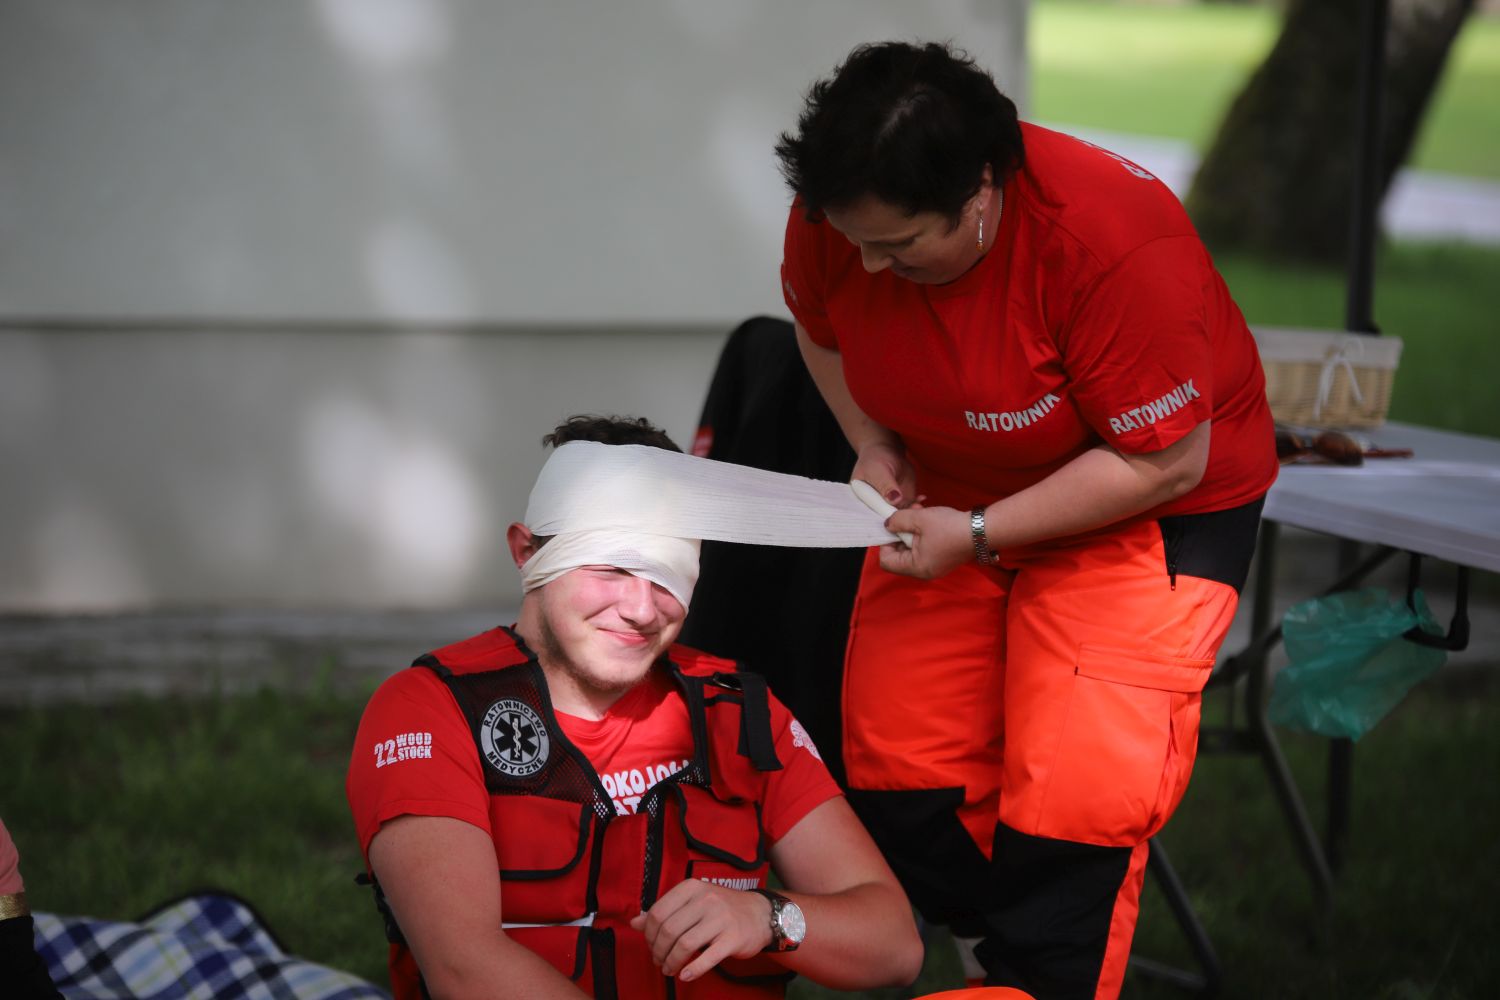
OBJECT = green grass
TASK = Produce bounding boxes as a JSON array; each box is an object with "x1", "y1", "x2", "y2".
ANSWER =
[
  {"x1": 1128, "y1": 673, "x2": 1500, "y2": 999},
  {"x1": 2, "y1": 685, "x2": 385, "y2": 987},
  {"x1": 1031, "y1": 1, "x2": 1280, "y2": 149},
  {"x1": 1031, "y1": 1, "x2": 1500, "y2": 180},
  {"x1": 1215, "y1": 242, "x2": 1500, "y2": 439},
  {"x1": 5, "y1": 675, "x2": 1498, "y2": 998},
  {"x1": 1410, "y1": 14, "x2": 1500, "y2": 178}
]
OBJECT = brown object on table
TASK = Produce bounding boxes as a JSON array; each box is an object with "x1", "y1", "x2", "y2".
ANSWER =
[
  {"x1": 1276, "y1": 427, "x2": 1363, "y2": 466},
  {"x1": 1275, "y1": 425, "x2": 1416, "y2": 465},
  {"x1": 1312, "y1": 430, "x2": 1365, "y2": 466}
]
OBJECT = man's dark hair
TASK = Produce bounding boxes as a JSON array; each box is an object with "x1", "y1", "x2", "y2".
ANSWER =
[
  {"x1": 530, "y1": 416, "x2": 680, "y2": 549},
  {"x1": 775, "y1": 40, "x2": 1024, "y2": 221},
  {"x1": 542, "y1": 414, "x2": 681, "y2": 453}
]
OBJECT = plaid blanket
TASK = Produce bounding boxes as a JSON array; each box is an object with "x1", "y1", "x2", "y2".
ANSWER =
[{"x1": 32, "y1": 891, "x2": 389, "y2": 1000}]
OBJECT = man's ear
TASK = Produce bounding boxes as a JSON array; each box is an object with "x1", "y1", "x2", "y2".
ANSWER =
[{"x1": 506, "y1": 523, "x2": 539, "y2": 569}]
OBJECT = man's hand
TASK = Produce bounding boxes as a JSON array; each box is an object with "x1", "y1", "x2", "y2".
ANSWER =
[
  {"x1": 879, "y1": 503, "x2": 973, "y2": 579},
  {"x1": 628, "y1": 880, "x2": 774, "y2": 982}
]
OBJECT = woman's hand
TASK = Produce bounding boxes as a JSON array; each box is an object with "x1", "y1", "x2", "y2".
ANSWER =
[
  {"x1": 852, "y1": 441, "x2": 917, "y2": 508},
  {"x1": 879, "y1": 504, "x2": 973, "y2": 579},
  {"x1": 629, "y1": 881, "x2": 773, "y2": 982}
]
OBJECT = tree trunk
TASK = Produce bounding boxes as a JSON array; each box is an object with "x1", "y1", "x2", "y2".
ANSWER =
[{"x1": 1185, "y1": 0, "x2": 1474, "y2": 263}]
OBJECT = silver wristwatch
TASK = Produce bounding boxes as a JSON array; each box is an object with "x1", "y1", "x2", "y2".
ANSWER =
[
  {"x1": 750, "y1": 888, "x2": 806, "y2": 952},
  {"x1": 970, "y1": 506, "x2": 995, "y2": 565}
]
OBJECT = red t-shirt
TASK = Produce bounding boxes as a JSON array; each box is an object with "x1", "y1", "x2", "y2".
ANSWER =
[
  {"x1": 346, "y1": 657, "x2": 841, "y2": 860},
  {"x1": 781, "y1": 122, "x2": 1277, "y2": 522}
]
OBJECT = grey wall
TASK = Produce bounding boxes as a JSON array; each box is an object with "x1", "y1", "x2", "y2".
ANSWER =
[
  {"x1": 0, "y1": 0, "x2": 1028, "y2": 612},
  {"x1": 0, "y1": 324, "x2": 729, "y2": 610}
]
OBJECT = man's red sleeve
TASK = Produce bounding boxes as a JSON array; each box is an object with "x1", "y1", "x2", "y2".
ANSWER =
[
  {"x1": 346, "y1": 668, "x2": 492, "y2": 858},
  {"x1": 760, "y1": 695, "x2": 843, "y2": 844}
]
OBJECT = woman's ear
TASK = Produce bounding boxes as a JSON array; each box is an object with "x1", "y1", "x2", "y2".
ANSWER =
[
  {"x1": 506, "y1": 523, "x2": 539, "y2": 569},
  {"x1": 978, "y1": 163, "x2": 997, "y2": 211}
]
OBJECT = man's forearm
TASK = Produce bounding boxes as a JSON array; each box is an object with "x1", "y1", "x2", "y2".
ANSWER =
[
  {"x1": 772, "y1": 880, "x2": 924, "y2": 989},
  {"x1": 417, "y1": 933, "x2": 589, "y2": 1000}
]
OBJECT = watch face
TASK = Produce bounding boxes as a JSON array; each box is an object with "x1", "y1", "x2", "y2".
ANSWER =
[{"x1": 779, "y1": 899, "x2": 807, "y2": 945}]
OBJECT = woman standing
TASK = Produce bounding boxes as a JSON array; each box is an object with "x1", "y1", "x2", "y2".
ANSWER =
[{"x1": 776, "y1": 42, "x2": 1276, "y2": 999}]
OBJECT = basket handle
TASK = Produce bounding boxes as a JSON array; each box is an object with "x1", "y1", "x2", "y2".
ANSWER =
[{"x1": 1312, "y1": 337, "x2": 1367, "y2": 422}]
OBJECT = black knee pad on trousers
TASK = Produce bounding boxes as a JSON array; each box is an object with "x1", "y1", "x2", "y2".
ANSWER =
[
  {"x1": 845, "y1": 787, "x2": 992, "y2": 936},
  {"x1": 975, "y1": 822, "x2": 1136, "y2": 999}
]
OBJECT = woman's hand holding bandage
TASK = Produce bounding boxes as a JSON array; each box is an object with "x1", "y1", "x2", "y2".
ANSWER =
[
  {"x1": 879, "y1": 504, "x2": 973, "y2": 579},
  {"x1": 851, "y1": 441, "x2": 917, "y2": 508}
]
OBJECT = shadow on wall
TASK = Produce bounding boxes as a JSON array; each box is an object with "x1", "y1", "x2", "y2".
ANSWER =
[{"x1": 0, "y1": 325, "x2": 727, "y2": 613}]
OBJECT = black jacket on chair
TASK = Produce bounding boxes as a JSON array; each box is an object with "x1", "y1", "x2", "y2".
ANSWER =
[{"x1": 679, "y1": 316, "x2": 864, "y2": 787}]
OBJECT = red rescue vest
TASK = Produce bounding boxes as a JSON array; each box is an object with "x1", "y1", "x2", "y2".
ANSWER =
[{"x1": 378, "y1": 626, "x2": 795, "y2": 999}]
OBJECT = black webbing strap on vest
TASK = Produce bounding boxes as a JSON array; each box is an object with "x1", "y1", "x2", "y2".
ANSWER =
[
  {"x1": 712, "y1": 670, "x2": 782, "y2": 772},
  {"x1": 354, "y1": 871, "x2": 407, "y2": 947},
  {"x1": 589, "y1": 927, "x2": 618, "y2": 1000}
]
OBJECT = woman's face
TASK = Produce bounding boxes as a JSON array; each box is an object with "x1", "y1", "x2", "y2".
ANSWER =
[{"x1": 821, "y1": 177, "x2": 993, "y2": 286}]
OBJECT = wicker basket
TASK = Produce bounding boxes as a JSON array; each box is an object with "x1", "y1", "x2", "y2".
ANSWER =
[{"x1": 1251, "y1": 326, "x2": 1402, "y2": 429}]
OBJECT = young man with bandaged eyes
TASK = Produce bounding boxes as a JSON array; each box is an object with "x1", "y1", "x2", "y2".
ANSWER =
[{"x1": 345, "y1": 415, "x2": 923, "y2": 1000}]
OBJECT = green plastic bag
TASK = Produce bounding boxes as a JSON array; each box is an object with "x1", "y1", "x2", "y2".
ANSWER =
[{"x1": 1267, "y1": 587, "x2": 1446, "y2": 740}]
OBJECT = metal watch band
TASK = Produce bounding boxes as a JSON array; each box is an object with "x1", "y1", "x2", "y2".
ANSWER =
[
  {"x1": 749, "y1": 888, "x2": 803, "y2": 952},
  {"x1": 970, "y1": 507, "x2": 994, "y2": 565}
]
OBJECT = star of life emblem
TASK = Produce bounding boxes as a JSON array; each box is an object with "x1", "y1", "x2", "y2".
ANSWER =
[{"x1": 480, "y1": 699, "x2": 550, "y2": 778}]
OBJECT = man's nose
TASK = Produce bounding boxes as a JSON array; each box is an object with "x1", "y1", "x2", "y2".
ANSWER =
[
  {"x1": 616, "y1": 575, "x2": 658, "y2": 623},
  {"x1": 858, "y1": 243, "x2": 893, "y2": 274}
]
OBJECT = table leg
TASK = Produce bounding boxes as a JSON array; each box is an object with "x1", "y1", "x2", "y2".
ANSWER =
[
  {"x1": 1247, "y1": 628, "x2": 1335, "y2": 911},
  {"x1": 1220, "y1": 526, "x2": 1401, "y2": 908},
  {"x1": 1327, "y1": 738, "x2": 1353, "y2": 873}
]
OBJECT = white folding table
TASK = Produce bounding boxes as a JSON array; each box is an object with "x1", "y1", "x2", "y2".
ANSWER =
[
  {"x1": 1210, "y1": 421, "x2": 1500, "y2": 906},
  {"x1": 1265, "y1": 422, "x2": 1500, "y2": 573}
]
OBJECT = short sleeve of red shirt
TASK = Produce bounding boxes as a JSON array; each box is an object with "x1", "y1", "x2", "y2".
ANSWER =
[
  {"x1": 346, "y1": 668, "x2": 490, "y2": 858},
  {"x1": 1061, "y1": 235, "x2": 1216, "y2": 453},
  {"x1": 760, "y1": 693, "x2": 842, "y2": 844},
  {"x1": 781, "y1": 202, "x2": 837, "y2": 349}
]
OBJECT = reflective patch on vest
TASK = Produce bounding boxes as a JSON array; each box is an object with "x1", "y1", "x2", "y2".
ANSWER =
[{"x1": 480, "y1": 698, "x2": 551, "y2": 778}]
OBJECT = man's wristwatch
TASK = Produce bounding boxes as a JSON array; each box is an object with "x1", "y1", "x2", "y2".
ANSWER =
[{"x1": 750, "y1": 888, "x2": 805, "y2": 953}]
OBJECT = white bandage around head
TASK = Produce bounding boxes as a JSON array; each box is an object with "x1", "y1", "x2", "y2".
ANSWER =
[
  {"x1": 521, "y1": 441, "x2": 899, "y2": 609},
  {"x1": 521, "y1": 529, "x2": 702, "y2": 610}
]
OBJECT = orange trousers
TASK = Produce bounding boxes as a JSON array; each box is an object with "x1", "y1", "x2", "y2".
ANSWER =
[{"x1": 842, "y1": 515, "x2": 1245, "y2": 1000}]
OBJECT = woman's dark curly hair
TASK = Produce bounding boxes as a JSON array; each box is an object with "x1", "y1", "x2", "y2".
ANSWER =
[{"x1": 775, "y1": 41, "x2": 1024, "y2": 221}]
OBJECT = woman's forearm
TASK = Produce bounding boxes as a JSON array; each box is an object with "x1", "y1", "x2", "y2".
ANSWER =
[
  {"x1": 983, "y1": 421, "x2": 1211, "y2": 550},
  {"x1": 882, "y1": 422, "x2": 1212, "y2": 579},
  {"x1": 794, "y1": 322, "x2": 901, "y2": 455}
]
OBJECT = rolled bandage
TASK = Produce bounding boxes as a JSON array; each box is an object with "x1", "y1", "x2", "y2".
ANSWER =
[
  {"x1": 521, "y1": 442, "x2": 901, "y2": 608},
  {"x1": 849, "y1": 480, "x2": 915, "y2": 546}
]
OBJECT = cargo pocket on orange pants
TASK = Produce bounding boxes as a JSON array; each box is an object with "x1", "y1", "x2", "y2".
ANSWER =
[{"x1": 1033, "y1": 645, "x2": 1212, "y2": 847}]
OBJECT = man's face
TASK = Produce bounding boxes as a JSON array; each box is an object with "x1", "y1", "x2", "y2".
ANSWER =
[{"x1": 531, "y1": 564, "x2": 686, "y2": 704}]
